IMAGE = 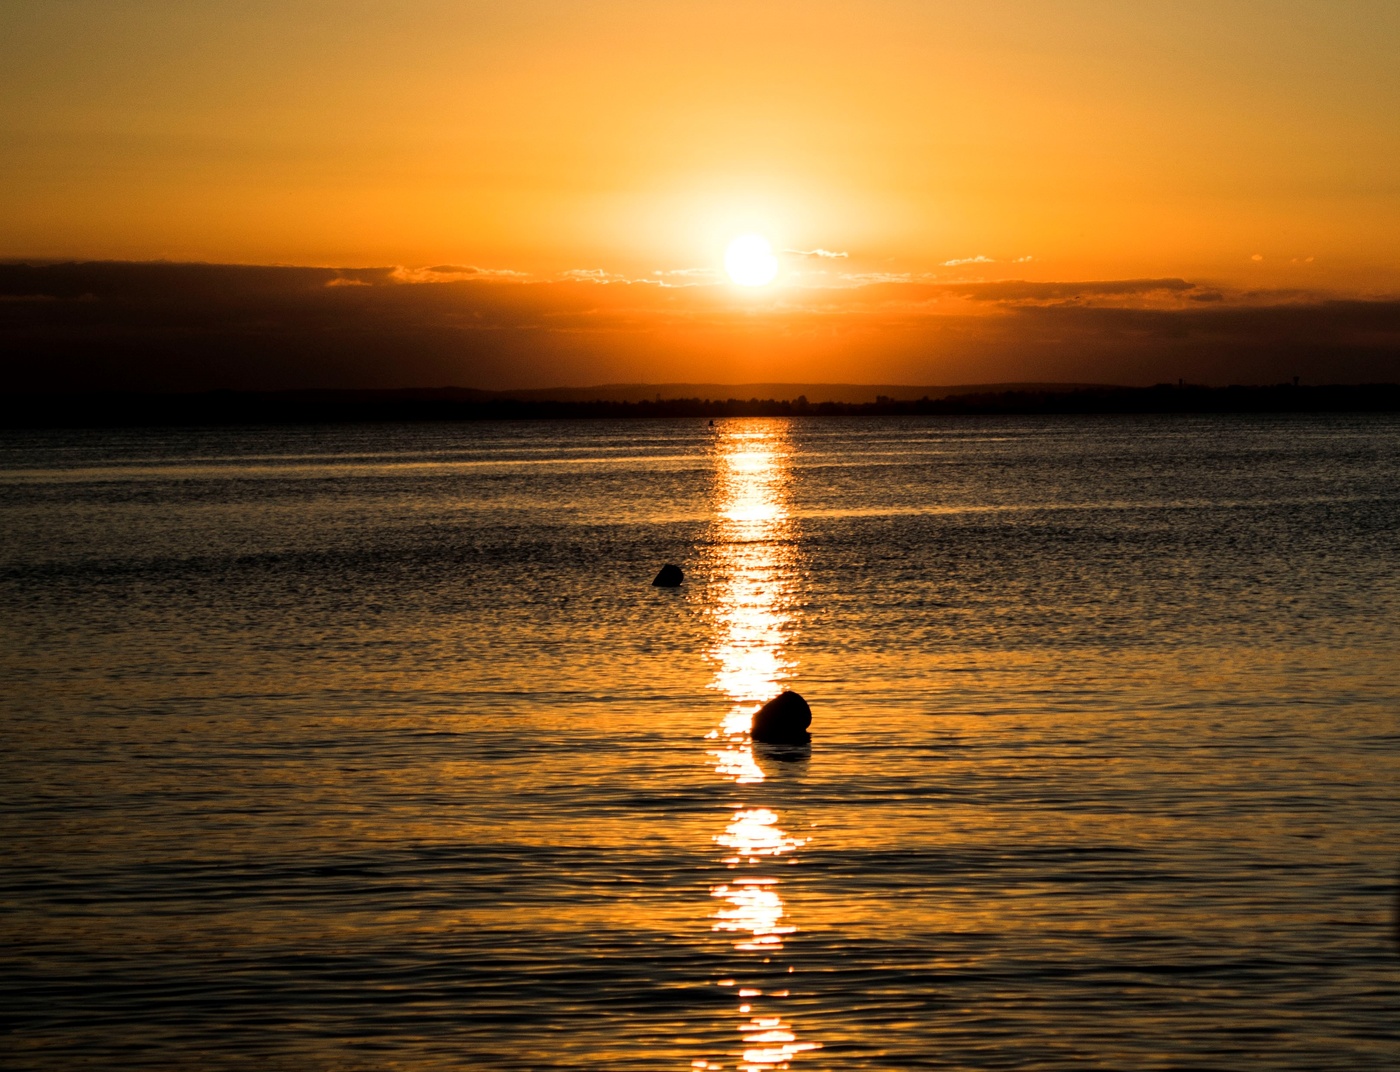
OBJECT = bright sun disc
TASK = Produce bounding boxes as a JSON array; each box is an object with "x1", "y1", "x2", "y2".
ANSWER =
[{"x1": 725, "y1": 234, "x2": 779, "y2": 287}]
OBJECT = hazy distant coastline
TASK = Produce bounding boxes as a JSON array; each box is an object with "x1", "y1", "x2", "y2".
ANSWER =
[{"x1": 5, "y1": 382, "x2": 1400, "y2": 428}]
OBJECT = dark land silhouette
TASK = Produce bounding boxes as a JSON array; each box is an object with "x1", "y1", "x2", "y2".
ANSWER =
[{"x1": 4, "y1": 383, "x2": 1400, "y2": 427}]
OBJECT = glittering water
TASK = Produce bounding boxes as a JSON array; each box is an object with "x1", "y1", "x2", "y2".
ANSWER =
[{"x1": 2, "y1": 415, "x2": 1398, "y2": 1070}]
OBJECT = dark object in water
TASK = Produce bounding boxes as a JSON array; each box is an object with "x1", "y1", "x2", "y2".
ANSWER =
[
  {"x1": 652, "y1": 564, "x2": 684, "y2": 587},
  {"x1": 751, "y1": 690, "x2": 812, "y2": 744}
]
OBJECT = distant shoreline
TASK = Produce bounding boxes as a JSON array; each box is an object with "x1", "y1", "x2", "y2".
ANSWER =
[{"x1": 4, "y1": 383, "x2": 1400, "y2": 428}]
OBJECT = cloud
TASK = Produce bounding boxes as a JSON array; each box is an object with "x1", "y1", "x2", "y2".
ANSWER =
[
  {"x1": 836, "y1": 271, "x2": 916, "y2": 286},
  {"x1": 391, "y1": 265, "x2": 527, "y2": 283},
  {"x1": 564, "y1": 267, "x2": 729, "y2": 286},
  {"x1": 557, "y1": 266, "x2": 746, "y2": 285},
  {"x1": 2, "y1": 261, "x2": 1396, "y2": 393},
  {"x1": 652, "y1": 267, "x2": 725, "y2": 286},
  {"x1": 949, "y1": 278, "x2": 1197, "y2": 303},
  {"x1": 943, "y1": 254, "x2": 1038, "y2": 268},
  {"x1": 787, "y1": 248, "x2": 849, "y2": 259},
  {"x1": 329, "y1": 267, "x2": 395, "y2": 287}
]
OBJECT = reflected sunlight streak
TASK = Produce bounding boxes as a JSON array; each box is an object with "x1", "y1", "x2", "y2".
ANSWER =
[{"x1": 700, "y1": 420, "x2": 819, "y2": 1070}]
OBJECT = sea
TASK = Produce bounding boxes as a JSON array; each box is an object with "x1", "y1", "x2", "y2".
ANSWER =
[{"x1": 2, "y1": 415, "x2": 1398, "y2": 1070}]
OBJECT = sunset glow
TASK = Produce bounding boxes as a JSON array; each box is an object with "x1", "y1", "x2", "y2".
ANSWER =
[
  {"x1": 2, "y1": 3, "x2": 1398, "y2": 390},
  {"x1": 725, "y1": 235, "x2": 780, "y2": 287},
  {"x1": 6, "y1": 4, "x2": 1400, "y2": 1066},
  {"x1": 700, "y1": 420, "x2": 818, "y2": 1069}
]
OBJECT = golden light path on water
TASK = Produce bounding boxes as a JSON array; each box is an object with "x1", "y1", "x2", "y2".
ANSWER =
[{"x1": 701, "y1": 421, "x2": 819, "y2": 1071}]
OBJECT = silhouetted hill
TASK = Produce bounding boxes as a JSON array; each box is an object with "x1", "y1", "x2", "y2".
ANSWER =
[
  {"x1": 470, "y1": 382, "x2": 1110, "y2": 404},
  {"x1": 4, "y1": 383, "x2": 1400, "y2": 427}
]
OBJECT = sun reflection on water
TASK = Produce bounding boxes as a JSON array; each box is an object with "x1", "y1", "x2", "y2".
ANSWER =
[
  {"x1": 705, "y1": 422, "x2": 802, "y2": 781},
  {"x1": 701, "y1": 420, "x2": 818, "y2": 1070}
]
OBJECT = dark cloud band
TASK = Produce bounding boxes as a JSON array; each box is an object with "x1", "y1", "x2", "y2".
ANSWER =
[{"x1": 1, "y1": 262, "x2": 1396, "y2": 392}]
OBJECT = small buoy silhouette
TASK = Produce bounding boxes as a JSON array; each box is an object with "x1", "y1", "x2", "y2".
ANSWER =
[
  {"x1": 751, "y1": 690, "x2": 812, "y2": 744},
  {"x1": 651, "y1": 564, "x2": 683, "y2": 587}
]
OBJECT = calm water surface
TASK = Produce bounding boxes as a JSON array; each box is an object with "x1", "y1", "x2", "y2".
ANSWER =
[{"x1": 2, "y1": 416, "x2": 1398, "y2": 1070}]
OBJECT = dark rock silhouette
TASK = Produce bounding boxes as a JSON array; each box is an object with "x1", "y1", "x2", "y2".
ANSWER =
[
  {"x1": 751, "y1": 690, "x2": 812, "y2": 744},
  {"x1": 652, "y1": 564, "x2": 684, "y2": 587}
]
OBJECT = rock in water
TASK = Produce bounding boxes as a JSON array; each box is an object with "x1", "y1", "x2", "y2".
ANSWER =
[
  {"x1": 751, "y1": 690, "x2": 812, "y2": 744},
  {"x1": 652, "y1": 564, "x2": 684, "y2": 587}
]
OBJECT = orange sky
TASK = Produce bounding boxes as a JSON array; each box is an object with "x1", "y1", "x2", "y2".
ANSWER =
[
  {"x1": 2, "y1": 3, "x2": 1399, "y2": 389},
  {"x1": 4, "y1": 2, "x2": 1398, "y2": 284}
]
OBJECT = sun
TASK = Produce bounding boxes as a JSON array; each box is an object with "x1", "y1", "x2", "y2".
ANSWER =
[{"x1": 724, "y1": 233, "x2": 779, "y2": 287}]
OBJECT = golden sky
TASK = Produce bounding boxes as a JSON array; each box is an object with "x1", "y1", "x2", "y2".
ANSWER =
[
  {"x1": 2, "y1": 3, "x2": 1399, "y2": 389},
  {"x1": 4, "y1": 1, "x2": 1398, "y2": 289}
]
